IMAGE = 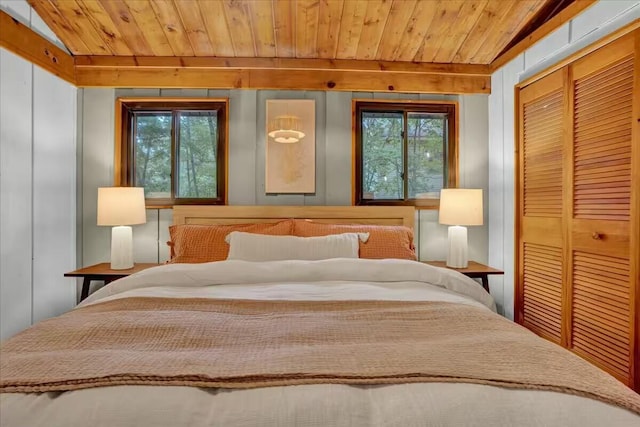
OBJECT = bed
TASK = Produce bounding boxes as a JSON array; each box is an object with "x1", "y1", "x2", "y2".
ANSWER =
[{"x1": 1, "y1": 206, "x2": 639, "y2": 427}]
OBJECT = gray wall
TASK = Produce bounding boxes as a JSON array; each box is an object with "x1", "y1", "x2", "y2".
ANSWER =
[
  {"x1": 488, "y1": 0, "x2": 640, "y2": 320},
  {"x1": 0, "y1": 2, "x2": 76, "y2": 340},
  {"x1": 79, "y1": 89, "x2": 489, "y2": 274}
]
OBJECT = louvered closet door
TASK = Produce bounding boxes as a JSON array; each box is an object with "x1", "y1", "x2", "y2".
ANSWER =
[
  {"x1": 517, "y1": 70, "x2": 566, "y2": 345},
  {"x1": 569, "y1": 34, "x2": 636, "y2": 386}
]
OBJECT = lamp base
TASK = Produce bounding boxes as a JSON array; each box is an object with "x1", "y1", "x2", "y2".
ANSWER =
[
  {"x1": 446, "y1": 225, "x2": 468, "y2": 268},
  {"x1": 110, "y1": 225, "x2": 134, "y2": 270}
]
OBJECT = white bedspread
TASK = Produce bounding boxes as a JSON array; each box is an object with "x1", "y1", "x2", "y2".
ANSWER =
[
  {"x1": 81, "y1": 258, "x2": 496, "y2": 309},
  {"x1": 1, "y1": 259, "x2": 638, "y2": 426}
]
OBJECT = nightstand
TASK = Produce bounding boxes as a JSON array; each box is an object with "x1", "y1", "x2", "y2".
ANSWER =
[
  {"x1": 65, "y1": 263, "x2": 160, "y2": 301},
  {"x1": 422, "y1": 261, "x2": 504, "y2": 293}
]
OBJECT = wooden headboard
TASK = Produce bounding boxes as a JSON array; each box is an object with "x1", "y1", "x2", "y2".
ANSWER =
[{"x1": 172, "y1": 206, "x2": 415, "y2": 230}]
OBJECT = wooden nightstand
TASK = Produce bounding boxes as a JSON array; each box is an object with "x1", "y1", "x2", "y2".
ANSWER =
[
  {"x1": 65, "y1": 263, "x2": 161, "y2": 301},
  {"x1": 422, "y1": 261, "x2": 504, "y2": 293}
]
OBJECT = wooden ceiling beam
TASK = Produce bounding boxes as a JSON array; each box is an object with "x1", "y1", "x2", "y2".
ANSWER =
[
  {"x1": 74, "y1": 55, "x2": 491, "y2": 93},
  {"x1": 490, "y1": 0, "x2": 598, "y2": 71},
  {"x1": 74, "y1": 56, "x2": 492, "y2": 76},
  {"x1": 75, "y1": 65, "x2": 490, "y2": 94},
  {"x1": 0, "y1": 10, "x2": 75, "y2": 84}
]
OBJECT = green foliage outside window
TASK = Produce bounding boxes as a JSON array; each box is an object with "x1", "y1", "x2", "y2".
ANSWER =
[
  {"x1": 119, "y1": 99, "x2": 227, "y2": 206},
  {"x1": 356, "y1": 101, "x2": 456, "y2": 206},
  {"x1": 134, "y1": 113, "x2": 172, "y2": 197},
  {"x1": 407, "y1": 113, "x2": 447, "y2": 198},
  {"x1": 176, "y1": 113, "x2": 218, "y2": 199}
]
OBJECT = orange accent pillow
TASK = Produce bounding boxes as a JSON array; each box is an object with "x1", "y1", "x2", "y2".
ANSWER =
[
  {"x1": 168, "y1": 220, "x2": 293, "y2": 263},
  {"x1": 293, "y1": 220, "x2": 416, "y2": 260}
]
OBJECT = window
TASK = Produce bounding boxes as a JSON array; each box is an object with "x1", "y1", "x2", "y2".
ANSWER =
[
  {"x1": 354, "y1": 101, "x2": 457, "y2": 207},
  {"x1": 116, "y1": 99, "x2": 227, "y2": 207}
]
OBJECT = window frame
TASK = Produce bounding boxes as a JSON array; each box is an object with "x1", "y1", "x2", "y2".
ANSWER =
[
  {"x1": 352, "y1": 99, "x2": 458, "y2": 208},
  {"x1": 115, "y1": 98, "x2": 228, "y2": 208}
]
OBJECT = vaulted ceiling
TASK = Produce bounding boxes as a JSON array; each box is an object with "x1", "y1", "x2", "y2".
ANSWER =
[
  {"x1": 30, "y1": 0, "x2": 568, "y2": 64},
  {"x1": 1, "y1": 0, "x2": 594, "y2": 92}
]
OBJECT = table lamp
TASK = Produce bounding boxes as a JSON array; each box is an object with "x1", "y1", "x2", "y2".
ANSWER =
[
  {"x1": 97, "y1": 187, "x2": 146, "y2": 270},
  {"x1": 438, "y1": 189, "x2": 483, "y2": 268}
]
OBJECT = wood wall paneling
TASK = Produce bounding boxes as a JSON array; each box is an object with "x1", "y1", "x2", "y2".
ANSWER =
[
  {"x1": 32, "y1": 67, "x2": 76, "y2": 322},
  {"x1": 302, "y1": 91, "x2": 327, "y2": 206},
  {"x1": 158, "y1": 209, "x2": 172, "y2": 263},
  {"x1": 490, "y1": 0, "x2": 598, "y2": 71},
  {"x1": 81, "y1": 88, "x2": 116, "y2": 267},
  {"x1": 488, "y1": 68, "x2": 506, "y2": 314},
  {"x1": 517, "y1": 19, "x2": 640, "y2": 89},
  {"x1": 0, "y1": 49, "x2": 33, "y2": 340},
  {"x1": 227, "y1": 89, "x2": 257, "y2": 205},
  {"x1": 80, "y1": 88, "x2": 488, "y2": 269},
  {"x1": 325, "y1": 91, "x2": 354, "y2": 205},
  {"x1": 1, "y1": 9, "x2": 77, "y2": 338},
  {"x1": 132, "y1": 209, "x2": 163, "y2": 263},
  {"x1": 500, "y1": 56, "x2": 523, "y2": 321}
]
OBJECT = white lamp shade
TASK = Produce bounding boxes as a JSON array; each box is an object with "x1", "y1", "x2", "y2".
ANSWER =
[
  {"x1": 97, "y1": 187, "x2": 146, "y2": 226},
  {"x1": 439, "y1": 189, "x2": 483, "y2": 226}
]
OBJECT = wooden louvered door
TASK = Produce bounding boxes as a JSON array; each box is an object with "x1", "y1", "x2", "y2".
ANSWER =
[
  {"x1": 516, "y1": 70, "x2": 567, "y2": 345},
  {"x1": 568, "y1": 34, "x2": 637, "y2": 387},
  {"x1": 516, "y1": 29, "x2": 640, "y2": 391}
]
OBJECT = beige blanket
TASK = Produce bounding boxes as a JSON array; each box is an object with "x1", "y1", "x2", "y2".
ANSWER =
[{"x1": 1, "y1": 297, "x2": 639, "y2": 415}]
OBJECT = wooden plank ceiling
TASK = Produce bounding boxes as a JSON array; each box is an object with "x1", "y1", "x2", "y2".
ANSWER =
[{"x1": 29, "y1": 0, "x2": 552, "y2": 65}]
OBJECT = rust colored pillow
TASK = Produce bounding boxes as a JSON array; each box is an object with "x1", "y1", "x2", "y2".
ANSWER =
[
  {"x1": 168, "y1": 220, "x2": 293, "y2": 263},
  {"x1": 293, "y1": 220, "x2": 416, "y2": 260}
]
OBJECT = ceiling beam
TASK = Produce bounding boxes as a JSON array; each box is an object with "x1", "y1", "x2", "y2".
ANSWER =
[
  {"x1": 74, "y1": 56, "x2": 492, "y2": 76},
  {"x1": 490, "y1": 0, "x2": 598, "y2": 72},
  {"x1": 0, "y1": 10, "x2": 75, "y2": 84},
  {"x1": 74, "y1": 56, "x2": 491, "y2": 94}
]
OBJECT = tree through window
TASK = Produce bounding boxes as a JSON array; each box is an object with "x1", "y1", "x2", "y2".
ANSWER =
[
  {"x1": 116, "y1": 99, "x2": 227, "y2": 206},
  {"x1": 354, "y1": 101, "x2": 457, "y2": 207}
]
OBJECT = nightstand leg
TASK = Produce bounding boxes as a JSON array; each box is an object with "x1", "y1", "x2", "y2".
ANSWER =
[
  {"x1": 481, "y1": 275, "x2": 489, "y2": 293},
  {"x1": 80, "y1": 278, "x2": 91, "y2": 301}
]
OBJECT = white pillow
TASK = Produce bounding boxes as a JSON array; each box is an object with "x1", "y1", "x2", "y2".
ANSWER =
[{"x1": 225, "y1": 232, "x2": 369, "y2": 261}]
